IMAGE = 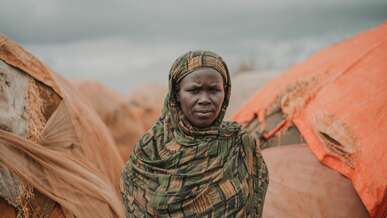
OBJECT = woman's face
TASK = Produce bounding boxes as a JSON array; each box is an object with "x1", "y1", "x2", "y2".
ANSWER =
[{"x1": 177, "y1": 68, "x2": 225, "y2": 128}]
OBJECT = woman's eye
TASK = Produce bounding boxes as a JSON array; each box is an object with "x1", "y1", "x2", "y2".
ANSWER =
[{"x1": 188, "y1": 89, "x2": 199, "y2": 94}]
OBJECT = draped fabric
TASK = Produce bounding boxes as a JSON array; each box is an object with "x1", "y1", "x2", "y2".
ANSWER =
[
  {"x1": 0, "y1": 35, "x2": 125, "y2": 218},
  {"x1": 121, "y1": 51, "x2": 269, "y2": 217}
]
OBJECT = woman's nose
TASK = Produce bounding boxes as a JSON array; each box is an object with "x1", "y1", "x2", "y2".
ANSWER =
[{"x1": 197, "y1": 92, "x2": 211, "y2": 105}]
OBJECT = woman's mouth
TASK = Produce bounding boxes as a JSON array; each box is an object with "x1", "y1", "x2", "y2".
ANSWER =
[{"x1": 194, "y1": 111, "x2": 213, "y2": 117}]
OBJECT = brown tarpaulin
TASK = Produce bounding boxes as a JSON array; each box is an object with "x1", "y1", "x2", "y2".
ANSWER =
[
  {"x1": 0, "y1": 35, "x2": 125, "y2": 218},
  {"x1": 72, "y1": 81, "x2": 166, "y2": 161},
  {"x1": 72, "y1": 80, "x2": 146, "y2": 161},
  {"x1": 126, "y1": 84, "x2": 167, "y2": 130}
]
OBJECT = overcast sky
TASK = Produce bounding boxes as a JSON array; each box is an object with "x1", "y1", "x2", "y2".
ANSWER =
[{"x1": 1, "y1": 0, "x2": 386, "y2": 92}]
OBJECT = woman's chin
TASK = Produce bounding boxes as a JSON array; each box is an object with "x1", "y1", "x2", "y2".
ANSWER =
[{"x1": 191, "y1": 118, "x2": 215, "y2": 128}]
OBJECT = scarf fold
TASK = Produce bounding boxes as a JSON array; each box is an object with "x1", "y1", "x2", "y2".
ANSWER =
[{"x1": 121, "y1": 51, "x2": 268, "y2": 217}]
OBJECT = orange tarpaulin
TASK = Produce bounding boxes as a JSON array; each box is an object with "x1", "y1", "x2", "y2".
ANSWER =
[
  {"x1": 233, "y1": 23, "x2": 387, "y2": 217},
  {"x1": 262, "y1": 144, "x2": 368, "y2": 218}
]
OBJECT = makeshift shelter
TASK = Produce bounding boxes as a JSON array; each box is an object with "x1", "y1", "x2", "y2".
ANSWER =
[
  {"x1": 73, "y1": 80, "x2": 146, "y2": 161},
  {"x1": 0, "y1": 35, "x2": 125, "y2": 218},
  {"x1": 127, "y1": 84, "x2": 167, "y2": 131},
  {"x1": 226, "y1": 72, "x2": 274, "y2": 117},
  {"x1": 233, "y1": 23, "x2": 387, "y2": 217},
  {"x1": 262, "y1": 144, "x2": 368, "y2": 218}
]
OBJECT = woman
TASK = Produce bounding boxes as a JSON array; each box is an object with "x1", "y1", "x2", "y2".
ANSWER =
[{"x1": 121, "y1": 51, "x2": 269, "y2": 217}]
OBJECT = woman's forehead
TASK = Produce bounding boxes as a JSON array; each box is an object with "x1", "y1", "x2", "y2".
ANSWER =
[{"x1": 179, "y1": 68, "x2": 224, "y2": 85}]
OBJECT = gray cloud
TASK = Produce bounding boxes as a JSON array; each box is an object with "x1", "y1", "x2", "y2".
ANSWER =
[
  {"x1": 1, "y1": 0, "x2": 386, "y2": 91},
  {"x1": 1, "y1": 0, "x2": 386, "y2": 43}
]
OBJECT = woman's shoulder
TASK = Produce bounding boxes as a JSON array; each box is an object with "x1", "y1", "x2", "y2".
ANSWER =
[
  {"x1": 221, "y1": 120, "x2": 243, "y2": 130},
  {"x1": 220, "y1": 121, "x2": 257, "y2": 146},
  {"x1": 221, "y1": 121, "x2": 251, "y2": 136},
  {"x1": 230, "y1": 124, "x2": 261, "y2": 153},
  {"x1": 219, "y1": 120, "x2": 242, "y2": 136}
]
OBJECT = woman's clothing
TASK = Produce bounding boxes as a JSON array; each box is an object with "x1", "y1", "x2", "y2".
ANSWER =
[{"x1": 121, "y1": 51, "x2": 269, "y2": 217}]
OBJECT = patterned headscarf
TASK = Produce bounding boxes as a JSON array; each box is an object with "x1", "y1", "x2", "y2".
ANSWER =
[
  {"x1": 121, "y1": 50, "x2": 268, "y2": 217},
  {"x1": 162, "y1": 50, "x2": 238, "y2": 141}
]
